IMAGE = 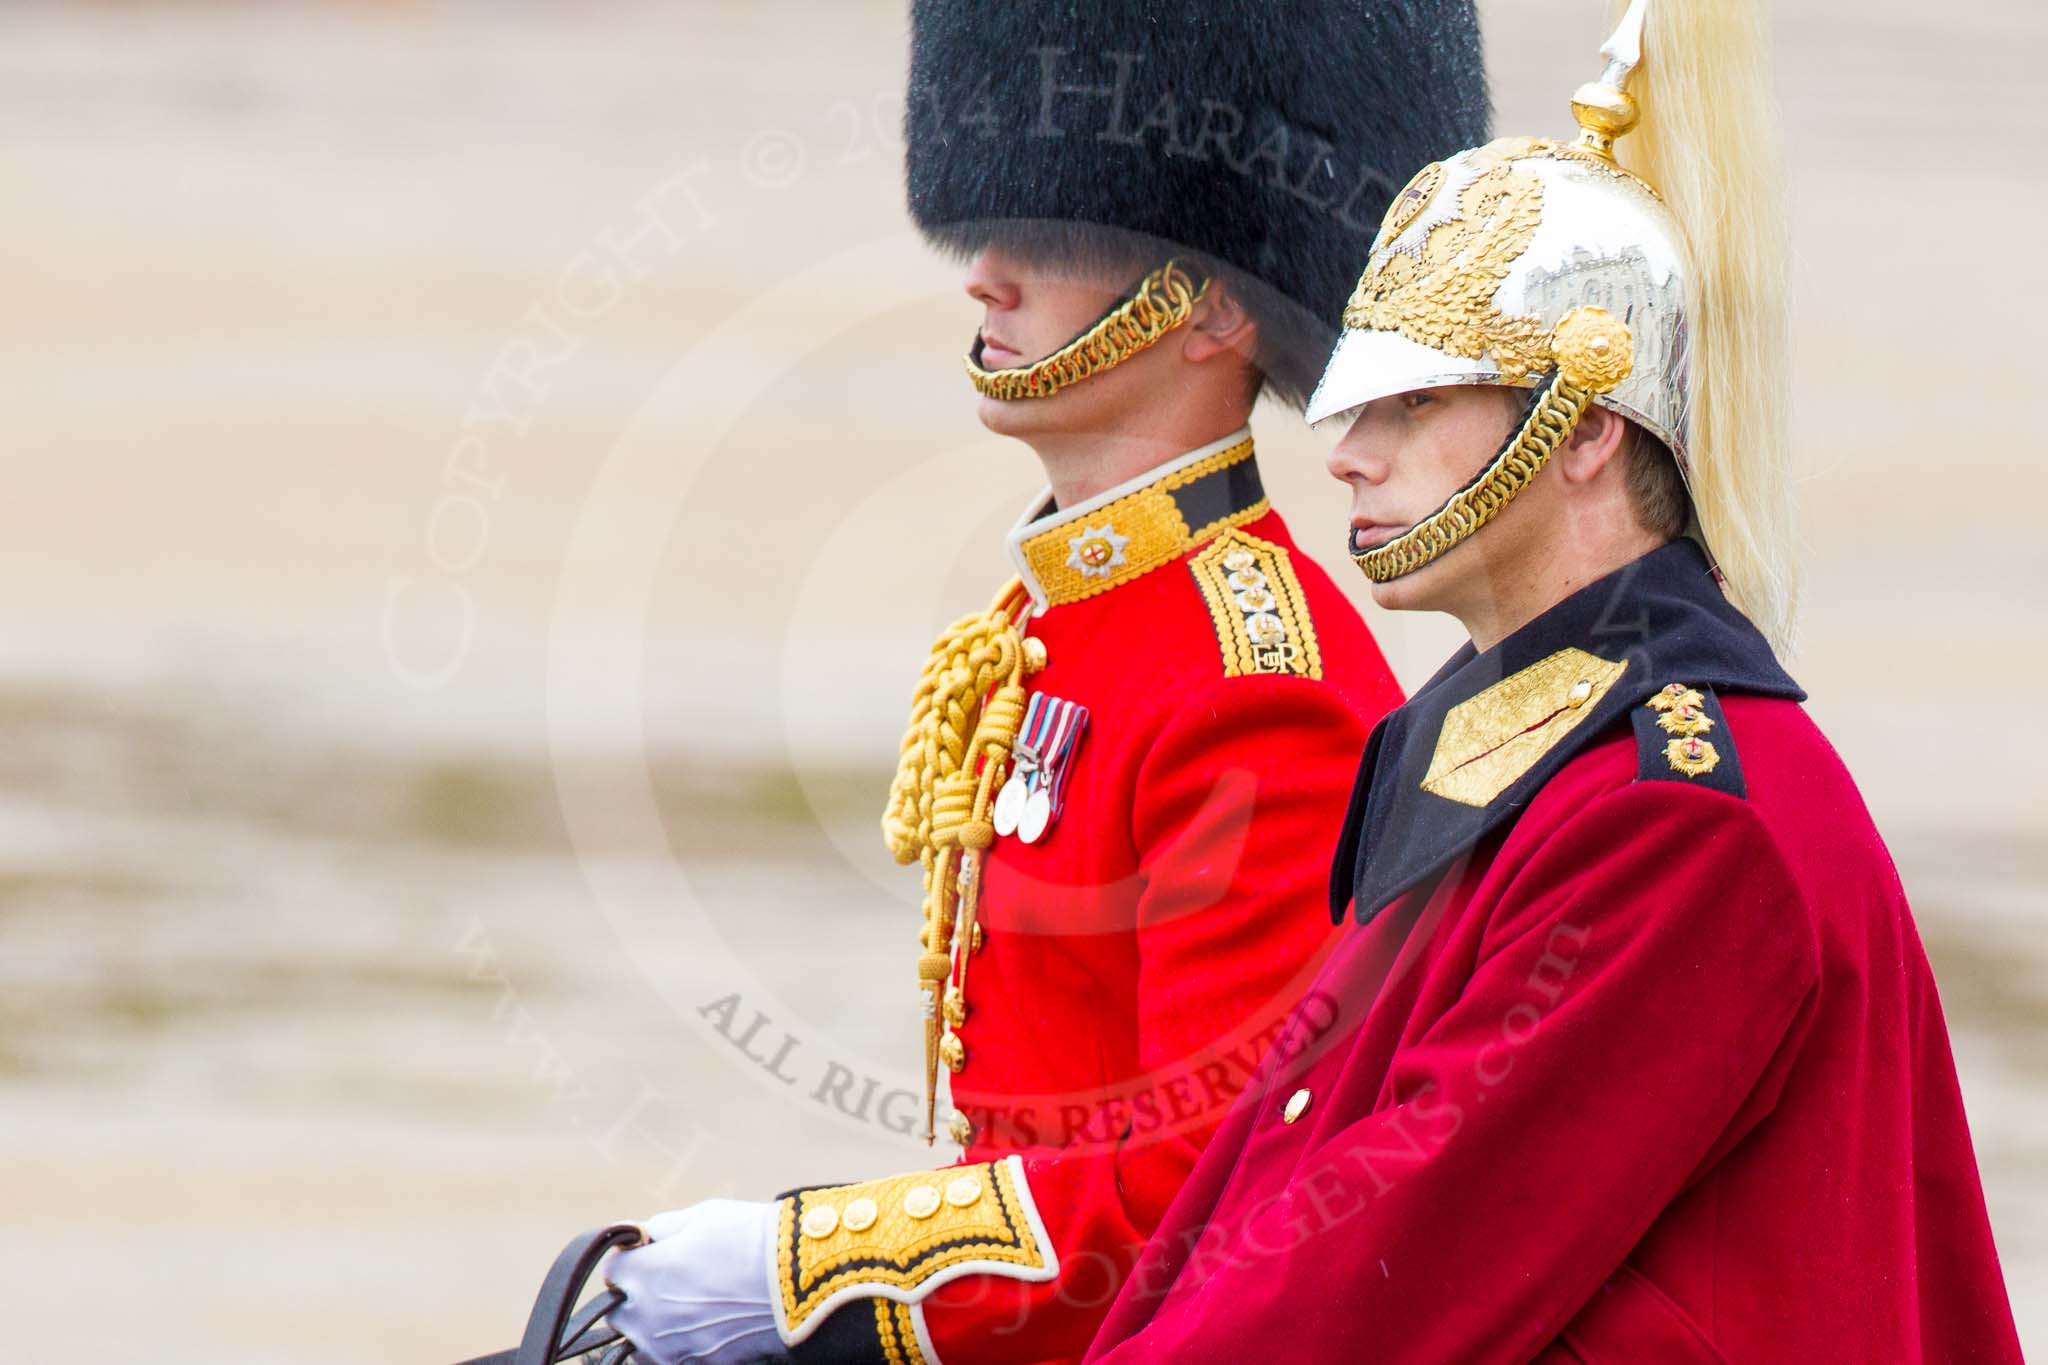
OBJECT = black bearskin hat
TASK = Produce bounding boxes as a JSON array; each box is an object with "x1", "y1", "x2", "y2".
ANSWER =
[{"x1": 906, "y1": 1, "x2": 1490, "y2": 409}]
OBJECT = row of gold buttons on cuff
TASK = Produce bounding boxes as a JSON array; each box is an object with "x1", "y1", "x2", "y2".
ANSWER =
[{"x1": 797, "y1": 1172, "x2": 987, "y2": 1240}]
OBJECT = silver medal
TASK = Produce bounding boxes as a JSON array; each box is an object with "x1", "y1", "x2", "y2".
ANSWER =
[
  {"x1": 992, "y1": 772, "x2": 1027, "y2": 837},
  {"x1": 1018, "y1": 784, "x2": 1053, "y2": 844}
]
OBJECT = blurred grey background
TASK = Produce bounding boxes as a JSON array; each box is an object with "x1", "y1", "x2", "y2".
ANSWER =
[{"x1": 1, "y1": 1, "x2": 2042, "y2": 1360}]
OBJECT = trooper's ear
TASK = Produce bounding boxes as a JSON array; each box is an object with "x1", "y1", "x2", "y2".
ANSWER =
[
  {"x1": 1182, "y1": 279, "x2": 1258, "y2": 365},
  {"x1": 1555, "y1": 401, "x2": 1631, "y2": 485}
]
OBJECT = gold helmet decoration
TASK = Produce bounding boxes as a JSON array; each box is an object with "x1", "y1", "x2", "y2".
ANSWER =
[{"x1": 1308, "y1": 0, "x2": 1797, "y2": 655}]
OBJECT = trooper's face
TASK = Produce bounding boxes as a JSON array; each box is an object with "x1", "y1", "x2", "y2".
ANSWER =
[{"x1": 1324, "y1": 383, "x2": 1528, "y2": 613}]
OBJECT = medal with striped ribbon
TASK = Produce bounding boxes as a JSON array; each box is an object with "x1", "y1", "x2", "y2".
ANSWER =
[{"x1": 990, "y1": 693, "x2": 1090, "y2": 845}]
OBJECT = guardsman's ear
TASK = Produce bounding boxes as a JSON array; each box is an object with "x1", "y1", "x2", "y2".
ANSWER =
[
  {"x1": 1555, "y1": 401, "x2": 1632, "y2": 485},
  {"x1": 1182, "y1": 278, "x2": 1258, "y2": 366}
]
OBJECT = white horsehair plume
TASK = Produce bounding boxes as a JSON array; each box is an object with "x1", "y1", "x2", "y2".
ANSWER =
[{"x1": 1611, "y1": 0, "x2": 1800, "y2": 657}]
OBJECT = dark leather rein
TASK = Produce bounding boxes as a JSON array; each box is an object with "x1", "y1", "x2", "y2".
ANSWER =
[{"x1": 454, "y1": 1223, "x2": 646, "y2": 1365}]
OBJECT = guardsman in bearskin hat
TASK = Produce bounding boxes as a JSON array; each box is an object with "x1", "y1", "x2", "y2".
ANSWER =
[
  {"x1": 599, "y1": 3, "x2": 1487, "y2": 1363},
  {"x1": 1080, "y1": 2, "x2": 2025, "y2": 1360}
]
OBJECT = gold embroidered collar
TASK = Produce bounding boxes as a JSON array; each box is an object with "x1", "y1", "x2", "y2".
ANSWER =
[{"x1": 1006, "y1": 429, "x2": 1268, "y2": 611}]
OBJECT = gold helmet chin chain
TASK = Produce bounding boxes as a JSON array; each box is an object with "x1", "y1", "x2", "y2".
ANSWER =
[
  {"x1": 964, "y1": 259, "x2": 1209, "y2": 402},
  {"x1": 881, "y1": 577, "x2": 1045, "y2": 1143},
  {"x1": 1353, "y1": 306, "x2": 1636, "y2": 584}
]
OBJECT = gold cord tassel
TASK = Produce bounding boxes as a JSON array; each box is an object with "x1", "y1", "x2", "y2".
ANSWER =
[{"x1": 882, "y1": 578, "x2": 1037, "y2": 1142}]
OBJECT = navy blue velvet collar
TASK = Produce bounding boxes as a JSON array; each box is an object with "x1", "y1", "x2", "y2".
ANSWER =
[{"x1": 1330, "y1": 539, "x2": 1805, "y2": 926}]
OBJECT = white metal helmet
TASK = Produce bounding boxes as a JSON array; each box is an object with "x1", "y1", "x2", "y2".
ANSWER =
[
  {"x1": 1306, "y1": 138, "x2": 1687, "y2": 459},
  {"x1": 1309, "y1": 0, "x2": 1798, "y2": 656}
]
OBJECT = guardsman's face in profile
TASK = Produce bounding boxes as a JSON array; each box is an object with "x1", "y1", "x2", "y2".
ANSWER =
[
  {"x1": 961, "y1": 243, "x2": 1164, "y2": 442},
  {"x1": 1324, "y1": 383, "x2": 1526, "y2": 613},
  {"x1": 961, "y1": 244, "x2": 1134, "y2": 373}
]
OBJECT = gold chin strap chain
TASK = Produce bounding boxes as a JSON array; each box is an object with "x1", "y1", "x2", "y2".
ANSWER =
[
  {"x1": 964, "y1": 260, "x2": 1209, "y2": 402},
  {"x1": 1354, "y1": 306, "x2": 1636, "y2": 584},
  {"x1": 881, "y1": 577, "x2": 1045, "y2": 1143}
]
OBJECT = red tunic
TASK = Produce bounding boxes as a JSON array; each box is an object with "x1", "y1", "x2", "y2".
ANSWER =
[
  {"x1": 780, "y1": 431, "x2": 1404, "y2": 1365},
  {"x1": 1085, "y1": 541, "x2": 2021, "y2": 1363}
]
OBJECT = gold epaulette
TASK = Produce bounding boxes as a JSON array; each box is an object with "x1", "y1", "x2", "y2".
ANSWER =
[
  {"x1": 772, "y1": 1156, "x2": 1057, "y2": 1345},
  {"x1": 1187, "y1": 529, "x2": 1324, "y2": 679}
]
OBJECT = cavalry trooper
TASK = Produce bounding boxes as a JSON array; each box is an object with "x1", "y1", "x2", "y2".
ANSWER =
[
  {"x1": 1082, "y1": 2, "x2": 2024, "y2": 1360},
  {"x1": 602, "y1": 2, "x2": 1487, "y2": 1362}
]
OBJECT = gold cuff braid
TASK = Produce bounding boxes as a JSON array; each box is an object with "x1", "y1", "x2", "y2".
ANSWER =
[
  {"x1": 964, "y1": 260, "x2": 1208, "y2": 401},
  {"x1": 873, "y1": 1298, "x2": 928, "y2": 1365},
  {"x1": 774, "y1": 1158, "x2": 1055, "y2": 1343}
]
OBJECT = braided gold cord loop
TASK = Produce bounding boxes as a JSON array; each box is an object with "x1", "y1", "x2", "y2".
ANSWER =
[
  {"x1": 980, "y1": 684, "x2": 1029, "y2": 755},
  {"x1": 929, "y1": 773, "x2": 978, "y2": 848},
  {"x1": 963, "y1": 261, "x2": 1209, "y2": 402},
  {"x1": 880, "y1": 579, "x2": 1034, "y2": 1141}
]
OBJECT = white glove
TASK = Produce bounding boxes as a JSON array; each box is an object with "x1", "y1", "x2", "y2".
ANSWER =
[{"x1": 606, "y1": 1199, "x2": 788, "y2": 1365}]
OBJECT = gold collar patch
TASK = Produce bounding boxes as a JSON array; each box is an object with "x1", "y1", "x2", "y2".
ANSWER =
[
  {"x1": 1422, "y1": 646, "x2": 1629, "y2": 808},
  {"x1": 1008, "y1": 432, "x2": 1267, "y2": 610}
]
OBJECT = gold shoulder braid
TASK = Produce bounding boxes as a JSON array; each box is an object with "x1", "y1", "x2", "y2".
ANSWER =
[
  {"x1": 773, "y1": 1157, "x2": 1056, "y2": 1345},
  {"x1": 882, "y1": 579, "x2": 1043, "y2": 1143},
  {"x1": 964, "y1": 260, "x2": 1208, "y2": 402},
  {"x1": 1187, "y1": 529, "x2": 1324, "y2": 679}
]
